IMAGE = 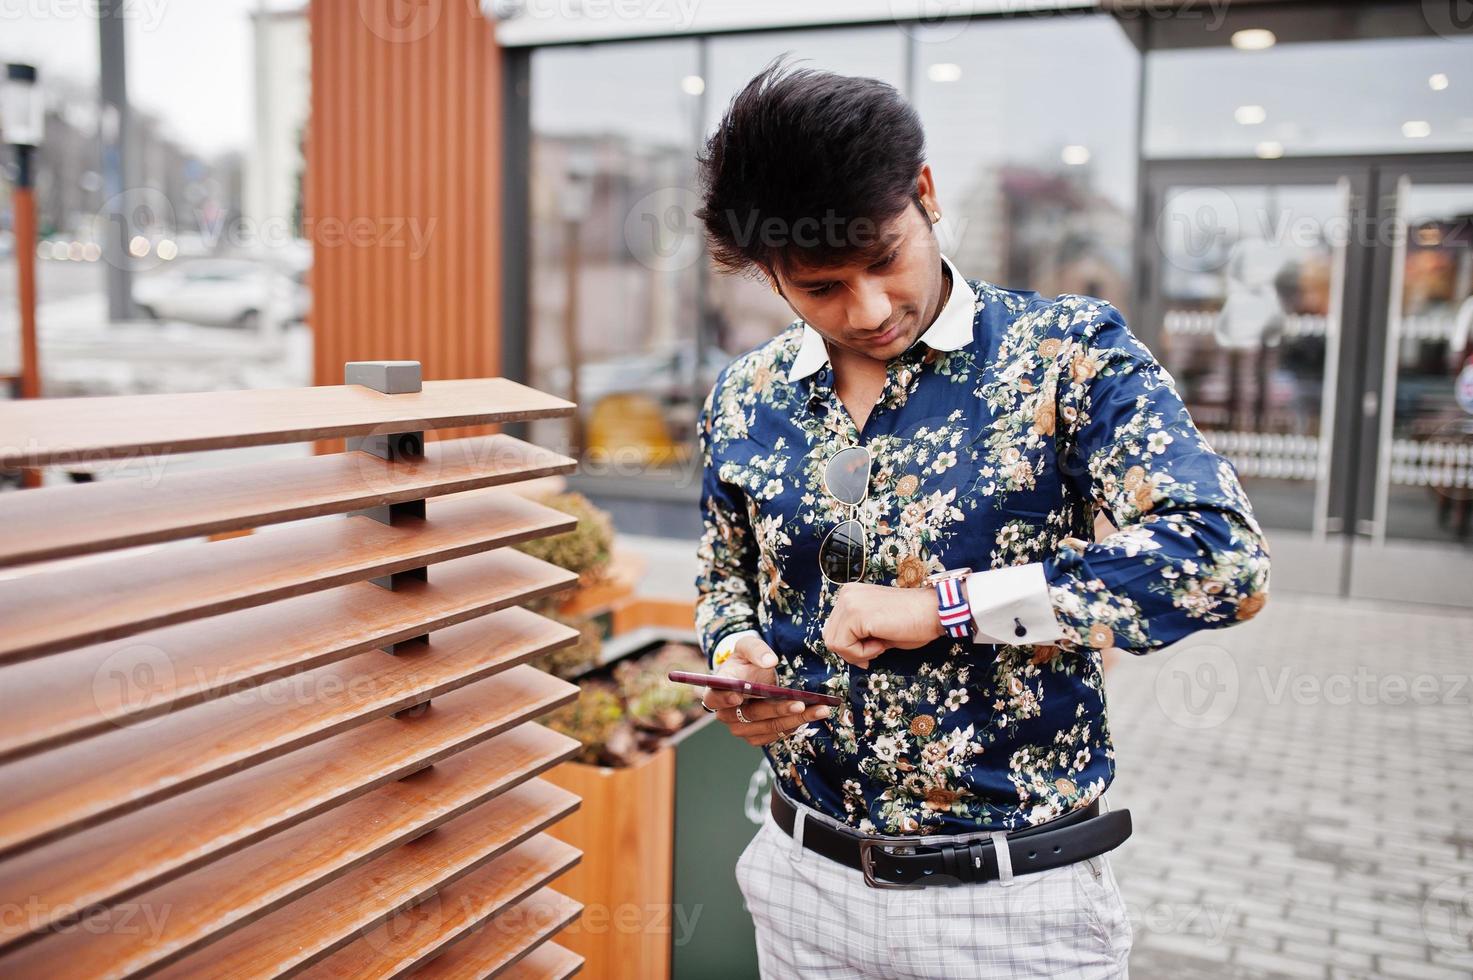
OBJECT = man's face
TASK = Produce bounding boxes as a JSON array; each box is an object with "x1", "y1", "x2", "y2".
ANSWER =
[{"x1": 773, "y1": 201, "x2": 944, "y2": 365}]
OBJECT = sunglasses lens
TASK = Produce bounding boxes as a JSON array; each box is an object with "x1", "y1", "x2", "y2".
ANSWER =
[
  {"x1": 824, "y1": 446, "x2": 871, "y2": 506},
  {"x1": 819, "y1": 518, "x2": 866, "y2": 583}
]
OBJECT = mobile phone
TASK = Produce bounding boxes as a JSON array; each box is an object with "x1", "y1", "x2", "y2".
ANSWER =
[{"x1": 666, "y1": 670, "x2": 843, "y2": 707}]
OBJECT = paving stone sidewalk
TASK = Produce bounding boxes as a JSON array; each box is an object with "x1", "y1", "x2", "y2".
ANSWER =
[{"x1": 1104, "y1": 592, "x2": 1473, "y2": 979}]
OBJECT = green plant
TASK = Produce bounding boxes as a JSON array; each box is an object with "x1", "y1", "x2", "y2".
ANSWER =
[
  {"x1": 542, "y1": 681, "x2": 632, "y2": 766},
  {"x1": 529, "y1": 611, "x2": 603, "y2": 679},
  {"x1": 511, "y1": 491, "x2": 614, "y2": 583},
  {"x1": 542, "y1": 640, "x2": 710, "y2": 766},
  {"x1": 615, "y1": 642, "x2": 707, "y2": 734}
]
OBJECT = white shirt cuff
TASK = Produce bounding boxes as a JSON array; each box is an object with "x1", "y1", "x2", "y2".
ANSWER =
[
  {"x1": 965, "y1": 563, "x2": 1065, "y2": 646},
  {"x1": 713, "y1": 628, "x2": 760, "y2": 666}
]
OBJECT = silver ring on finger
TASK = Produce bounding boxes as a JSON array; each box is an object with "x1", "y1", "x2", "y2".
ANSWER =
[{"x1": 735, "y1": 704, "x2": 750, "y2": 724}]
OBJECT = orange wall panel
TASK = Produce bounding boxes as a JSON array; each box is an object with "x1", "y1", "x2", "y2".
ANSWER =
[{"x1": 307, "y1": 0, "x2": 506, "y2": 450}]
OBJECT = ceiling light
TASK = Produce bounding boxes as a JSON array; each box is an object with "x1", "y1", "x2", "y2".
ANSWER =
[
  {"x1": 1231, "y1": 29, "x2": 1276, "y2": 51},
  {"x1": 1234, "y1": 105, "x2": 1266, "y2": 125}
]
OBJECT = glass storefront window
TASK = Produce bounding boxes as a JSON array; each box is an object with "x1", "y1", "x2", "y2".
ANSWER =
[
  {"x1": 910, "y1": 15, "x2": 1139, "y2": 316},
  {"x1": 1374, "y1": 180, "x2": 1473, "y2": 548},
  {"x1": 526, "y1": 40, "x2": 703, "y2": 474},
  {"x1": 1146, "y1": 36, "x2": 1473, "y2": 159},
  {"x1": 526, "y1": 17, "x2": 1141, "y2": 484},
  {"x1": 1152, "y1": 181, "x2": 1347, "y2": 534}
]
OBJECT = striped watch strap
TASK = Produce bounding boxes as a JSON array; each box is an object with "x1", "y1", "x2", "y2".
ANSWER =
[{"x1": 934, "y1": 575, "x2": 974, "y2": 638}]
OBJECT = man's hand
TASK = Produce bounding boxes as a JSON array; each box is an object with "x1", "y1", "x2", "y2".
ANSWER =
[
  {"x1": 703, "y1": 634, "x2": 832, "y2": 746},
  {"x1": 822, "y1": 582, "x2": 943, "y2": 669}
]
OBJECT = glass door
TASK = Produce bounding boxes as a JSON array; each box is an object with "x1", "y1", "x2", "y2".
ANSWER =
[
  {"x1": 1351, "y1": 164, "x2": 1473, "y2": 607},
  {"x1": 1142, "y1": 161, "x2": 1372, "y2": 597}
]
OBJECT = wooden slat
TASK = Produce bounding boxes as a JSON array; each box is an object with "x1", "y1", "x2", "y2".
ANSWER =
[
  {"x1": 155, "y1": 830, "x2": 581, "y2": 980},
  {"x1": 298, "y1": 877, "x2": 581, "y2": 978},
  {"x1": 0, "y1": 548, "x2": 576, "y2": 762},
  {"x1": 0, "y1": 722, "x2": 578, "y2": 951},
  {"x1": 496, "y1": 941, "x2": 585, "y2": 980},
  {"x1": 0, "y1": 616, "x2": 576, "y2": 858},
  {"x1": 0, "y1": 777, "x2": 580, "y2": 979},
  {"x1": 411, "y1": 888, "x2": 582, "y2": 980},
  {"x1": 0, "y1": 377, "x2": 575, "y2": 467},
  {"x1": 0, "y1": 487, "x2": 575, "y2": 663},
  {"x1": 0, "y1": 434, "x2": 575, "y2": 567}
]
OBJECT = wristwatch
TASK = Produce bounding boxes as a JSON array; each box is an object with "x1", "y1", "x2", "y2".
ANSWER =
[{"x1": 928, "y1": 567, "x2": 974, "y2": 639}]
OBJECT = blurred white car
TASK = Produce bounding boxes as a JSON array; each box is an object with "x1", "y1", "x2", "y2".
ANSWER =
[
  {"x1": 545, "y1": 344, "x2": 731, "y2": 412},
  {"x1": 133, "y1": 259, "x2": 310, "y2": 329}
]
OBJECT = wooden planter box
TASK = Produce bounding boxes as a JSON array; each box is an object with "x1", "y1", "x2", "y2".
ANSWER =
[{"x1": 540, "y1": 629, "x2": 769, "y2": 980}]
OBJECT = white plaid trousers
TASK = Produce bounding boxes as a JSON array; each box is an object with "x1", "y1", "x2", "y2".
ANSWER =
[{"x1": 734, "y1": 794, "x2": 1132, "y2": 979}]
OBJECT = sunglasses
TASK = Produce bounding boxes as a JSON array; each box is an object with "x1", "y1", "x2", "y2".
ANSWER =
[{"x1": 819, "y1": 445, "x2": 872, "y2": 584}]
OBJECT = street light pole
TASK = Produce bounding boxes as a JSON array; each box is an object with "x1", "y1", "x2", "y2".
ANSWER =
[
  {"x1": 3, "y1": 63, "x2": 41, "y2": 399},
  {"x1": 98, "y1": 0, "x2": 136, "y2": 323},
  {"x1": 13, "y1": 145, "x2": 37, "y2": 399},
  {"x1": 4, "y1": 62, "x2": 43, "y2": 488}
]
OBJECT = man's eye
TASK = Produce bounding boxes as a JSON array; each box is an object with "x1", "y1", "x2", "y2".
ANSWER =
[{"x1": 802, "y1": 249, "x2": 896, "y2": 296}]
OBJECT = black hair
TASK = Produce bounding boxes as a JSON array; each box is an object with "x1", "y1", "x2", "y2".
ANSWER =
[{"x1": 694, "y1": 55, "x2": 929, "y2": 279}]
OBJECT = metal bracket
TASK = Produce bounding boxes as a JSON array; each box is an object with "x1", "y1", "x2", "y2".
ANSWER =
[{"x1": 345, "y1": 361, "x2": 431, "y2": 684}]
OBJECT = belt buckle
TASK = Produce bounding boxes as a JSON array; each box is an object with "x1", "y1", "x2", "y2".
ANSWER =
[{"x1": 856, "y1": 838, "x2": 927, "y2": 890}]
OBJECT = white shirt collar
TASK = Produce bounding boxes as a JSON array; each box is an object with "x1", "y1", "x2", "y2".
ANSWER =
[{"x1": 786, "y1": 253, "x2": 976, "y2": 383}]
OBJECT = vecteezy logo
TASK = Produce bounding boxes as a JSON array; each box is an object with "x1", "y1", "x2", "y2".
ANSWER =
[
  {"x1": 1153, "y1": 644, "x2": 1239, "y2": 730},
  {"x1": 360, "y1": 0, "x2": 441, "y2": 43},
  {"x1": 744, "y1": 759, "x2": 774, "y2": 825},
  {"x1": 1424, "y1": 873, "x2": 1473, "y2": 959},
  {"x1": 1155, "y1": 187, "x2": 1241, "y2": 274},
  {"x1": 97, "y1": 186, "x2": 177, "y2": 274},
  {"x1": 1422, "y1": 1, "x2": 1473, "y2": 39},
  {"x1": 890, "y1": 0, "x2": 972, "y2": 43},
  {"x1": 92, "y1": 642, "x2": 178, "y2": 729},
  {"x1": 623, "y1": 187, "x2": 703, "y2": 273}
]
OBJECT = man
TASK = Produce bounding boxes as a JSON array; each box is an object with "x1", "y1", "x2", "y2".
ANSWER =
[{"x1": 692, "y1": 60, "x2": 1270, "y2": 979}]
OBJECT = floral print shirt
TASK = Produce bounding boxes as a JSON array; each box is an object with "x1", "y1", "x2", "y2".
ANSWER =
[{"x1": 693, "y1": 256, "x2": 1271, "y2": 836}]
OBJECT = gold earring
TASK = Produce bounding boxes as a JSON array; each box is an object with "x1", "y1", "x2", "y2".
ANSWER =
[
  {"x1": 769, "y1": 279, "x2": 781, "y2": 295},
  {"x1": 931, "y1": 210, "x2": 941, "y2": 223}
]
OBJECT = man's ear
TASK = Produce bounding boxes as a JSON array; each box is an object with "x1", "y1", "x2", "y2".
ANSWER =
[{"x1": 915, "y1": 163, "x2": 941, "y2": 222}]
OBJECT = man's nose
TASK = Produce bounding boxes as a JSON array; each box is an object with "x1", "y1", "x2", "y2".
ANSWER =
[{"x1": 845, "y1": 277, "x2": 893, "y2": 333}]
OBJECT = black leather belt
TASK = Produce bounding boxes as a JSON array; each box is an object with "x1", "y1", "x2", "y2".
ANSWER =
[{"x1": 769, "y1": 788, "x2": 1132, "y2": 889}]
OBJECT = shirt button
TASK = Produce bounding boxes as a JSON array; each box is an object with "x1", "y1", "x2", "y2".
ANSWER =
[
  {"x1": 909, "y1": 714, "x2": 936, "y2": 737},
  {"x1": 1087, "y1": 623, "x2": 1115, "y2": 649}
]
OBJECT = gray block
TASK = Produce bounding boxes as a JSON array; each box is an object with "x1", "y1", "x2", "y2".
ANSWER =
[
  {"x1": 346, "y1": 430, "x2": 424, "y2": 461},
  {"x1": 370, "y1": 564, "x2": 428, "y2": 591},
  {"x1": 353, "y1": 498, "x2": 426, "y2": 526},
  {"x1": 345, "y1": 360, "x2": 422, "y2": 394}
]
